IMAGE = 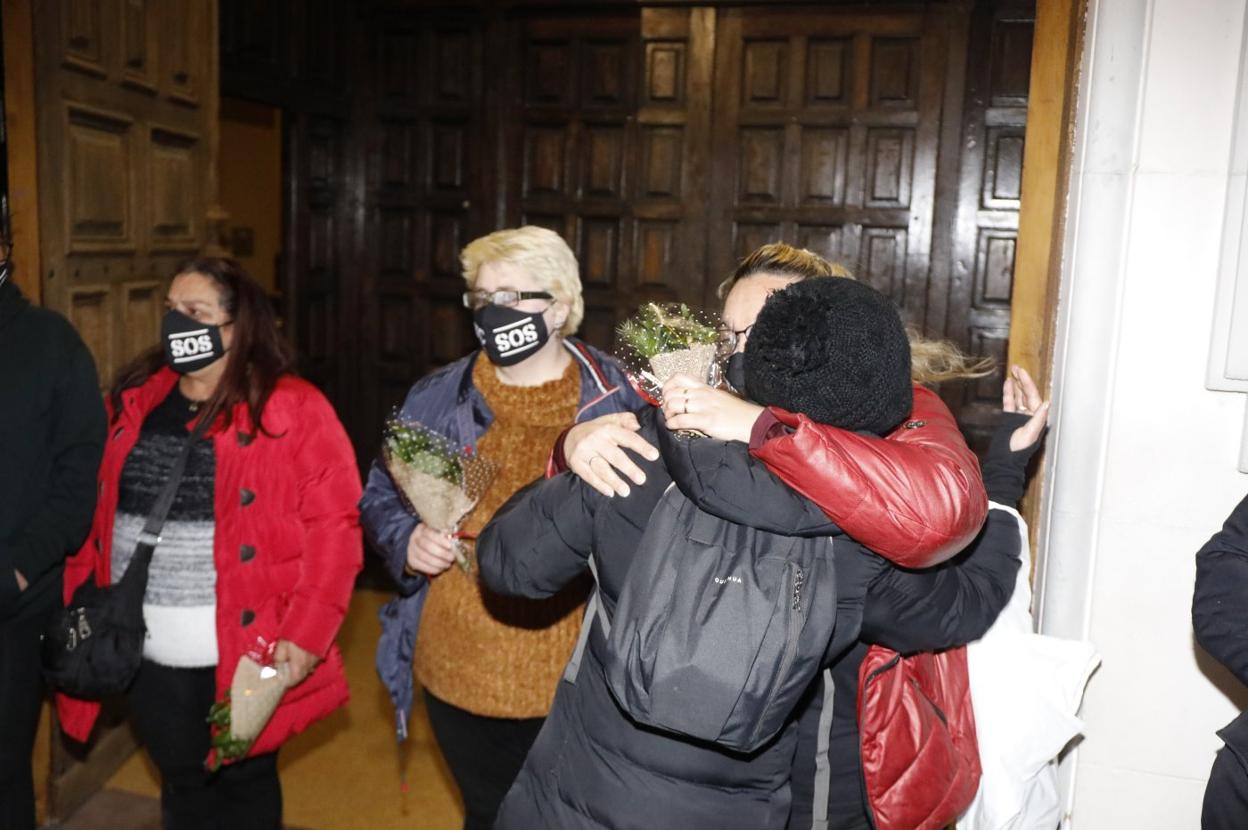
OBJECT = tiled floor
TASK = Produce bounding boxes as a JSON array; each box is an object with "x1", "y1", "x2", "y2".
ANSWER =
[{"x1": 55, "y1": 590, "x2": 463, "y2": 830}]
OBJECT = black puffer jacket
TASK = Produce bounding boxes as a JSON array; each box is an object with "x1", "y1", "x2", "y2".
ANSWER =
[
  {"x1": 479, "y1": 409, "x2": 881, "y2": 830},
  {"x1": 1193, "y1": 491, "x2": 1248, "y2": 776}
]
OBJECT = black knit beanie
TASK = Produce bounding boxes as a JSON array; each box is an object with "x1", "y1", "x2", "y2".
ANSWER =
[{"x1": 743, "y1": 277, "x2": 912, "y2": 436}]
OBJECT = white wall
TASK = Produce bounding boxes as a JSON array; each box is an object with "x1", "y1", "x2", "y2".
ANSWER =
[{"x1": 1034, "y1": 0, "x2": 1248, "y2": 825}]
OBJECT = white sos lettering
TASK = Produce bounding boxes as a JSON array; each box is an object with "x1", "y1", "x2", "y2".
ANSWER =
[
  {"x1": 171, "y1": 334, "x2": 214, "y2": 358},
  {"x1": 494, "y1": 322, "x2": 538, "y2": 352}
]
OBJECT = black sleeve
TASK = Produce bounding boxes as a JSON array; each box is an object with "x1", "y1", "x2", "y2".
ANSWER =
[
  {"x1": 477, "y1": 471, "x2": 603, "y2": 599},
  {"x1": 860, "y1": 506, "x2": 1022, "y2": 654},
  {"x1": 657, "y1": 416, "x2": 842, "y2": 537},
  {"x1": 1193, "y1": 494, "x2": 1248, "y2": 686},
  {"x1": 982, "y1": 411, "x2": 1044, "y2": 506},
  {"x1": 4, "y1": 332, "x2": 105, "y2": 586}
]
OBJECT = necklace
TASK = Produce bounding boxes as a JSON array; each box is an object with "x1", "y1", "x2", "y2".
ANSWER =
[{"x1": 188, "y1": 400, "x2": 200, "y2": 413}]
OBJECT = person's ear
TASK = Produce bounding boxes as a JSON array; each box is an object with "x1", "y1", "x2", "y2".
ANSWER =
[{"x1": 548, "y1": 301, "x2": 569, "y2": 333}]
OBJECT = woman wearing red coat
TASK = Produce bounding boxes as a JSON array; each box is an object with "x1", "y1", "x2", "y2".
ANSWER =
[{"x1": 56, "y1": 258, "x2": 362, "y2": 829}]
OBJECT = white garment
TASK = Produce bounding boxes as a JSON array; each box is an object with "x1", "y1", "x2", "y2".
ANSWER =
[{"x1": 958, "y1": 503, "x2": 1101, "y2": 830}]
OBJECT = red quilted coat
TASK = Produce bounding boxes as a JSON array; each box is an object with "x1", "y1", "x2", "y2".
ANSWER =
[
  {"x1": 56, "y1": 368, "x2": 363, "y2": 762},
  {"x1": 752, "y1": 386, "x2": 985, "y2": 830}
]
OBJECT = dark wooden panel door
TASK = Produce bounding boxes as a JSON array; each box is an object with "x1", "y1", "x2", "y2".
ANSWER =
[
  {"x1": 354, "y1": 9, "x2": 488, "y2": 464},
  {"x1": 31, "y1": 0, "x2": 221, "y2": 817},
  {"x1": 935, "y1": 1, "x2": 1034, "y2": 450},
  {"x1": 708, "y1": 5, "x2": 954, "y2": 329},
  {"x1": 503, "y1": 7, "x2": 715, "y2": 351}
]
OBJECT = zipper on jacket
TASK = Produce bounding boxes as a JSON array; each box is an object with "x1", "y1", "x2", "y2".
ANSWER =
[
  {"x1": 862, "y1": 653, "x2": 901, "y2": 687},
  {"x1": 857, "y1": 653, "x2": 902, "y2": 830},
  {"x1": 750, "y1": 563, "x2": 805, "y2": 746},
  {"x1": 908, "y1": 677, "x2": 949, "y2": 727}
]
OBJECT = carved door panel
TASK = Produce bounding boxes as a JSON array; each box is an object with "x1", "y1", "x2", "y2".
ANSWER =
[
  {"x1": 503, "y1": 7, "x2": 715, "y2": 351},
  {"x1": 935, "y1": 1, "x2": 1034, "y2": 451},
  {"x1": 353, "y1": 9, "x2": 487, "y2": 463},
  {"x1": 30, "y1": 0, "x2": 220, "y2": 818},
  {"x1": 35, "y1": 0, "x2": 220, "y2": 387},
  {"x1": 708, "y1": 6, "x2": 953, "y2": 329}
]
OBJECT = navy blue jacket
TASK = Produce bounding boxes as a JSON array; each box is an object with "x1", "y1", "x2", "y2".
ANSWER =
[{"x1": 359, "y1": 338, "x2": 642, "y2": 738}]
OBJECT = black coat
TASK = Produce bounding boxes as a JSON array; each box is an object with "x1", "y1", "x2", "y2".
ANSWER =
[
  {"x1": 478, "y1": 410, "x2": 1012, "y2": 829},
  {"x1": 0, "y1": 280, "x2": 105, "y2": 619},
  {"x1": 479, "y1": 409, "x2": 879, "y2": 829},
  {"x1": 1193, "y1": 492, "x2": 1248, "y2": 786}
]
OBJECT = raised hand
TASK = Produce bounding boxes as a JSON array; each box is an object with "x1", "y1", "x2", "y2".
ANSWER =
[{"x1": 1003, "y1": 365, "x2": 1050, "y2": 452}]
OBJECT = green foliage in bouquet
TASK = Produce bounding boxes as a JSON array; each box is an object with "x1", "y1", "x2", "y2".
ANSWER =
[
  {"x1": 207, "y1": 694, "x2": 250, "y2": 771},
  {"x1": 617, "y1": 302, "x2": 719, "y2": 359},
  {"x1": 384, "y1": 422, "x2": 463, "y2": 485}
]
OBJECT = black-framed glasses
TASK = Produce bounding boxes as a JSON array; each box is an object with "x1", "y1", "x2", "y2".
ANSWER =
[
  {"x1": 716, "y1": 324, "x2": 754, "y2": 356},
  {"x1": 462, "y1": 289, "x2": 554, "y2": 310}
]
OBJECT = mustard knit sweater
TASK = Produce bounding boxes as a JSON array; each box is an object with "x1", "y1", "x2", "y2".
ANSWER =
[{"x1": 414, "y1": 356, "x2": 587, "y2": 718}]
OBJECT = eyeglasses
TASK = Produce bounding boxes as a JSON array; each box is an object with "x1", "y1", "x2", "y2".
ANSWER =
[
  {"x1": 716, "y1": 324, "x2": 754, "y2": 356},
  {"x1": 461, "y1": 290, "x2": 555, "y2": 310}
]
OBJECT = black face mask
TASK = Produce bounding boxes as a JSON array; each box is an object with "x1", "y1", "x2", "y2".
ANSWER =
[
  {"x1": 725, "y1": 352, "x2": 748, "y2": 396},
  {"x1": 162, "y1": 310, "x2": 227, "y2": 374},
  {"x1": 473, "y1": 304, "x2": 551, "y2": 367}
]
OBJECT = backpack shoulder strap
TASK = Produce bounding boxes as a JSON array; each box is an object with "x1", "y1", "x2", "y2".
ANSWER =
[{"x1": 563, "y1": 556, "x2": 609, "y2": 685}]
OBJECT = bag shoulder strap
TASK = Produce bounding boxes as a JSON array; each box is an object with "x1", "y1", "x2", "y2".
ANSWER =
[
  {"x1": 563, "y1": 556, "x2": 609, "y2": 685},
  {"x1": 118, "y1": 414, "x2": 212, "y2": 585}
]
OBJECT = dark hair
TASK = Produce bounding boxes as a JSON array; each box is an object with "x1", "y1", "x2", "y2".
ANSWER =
[{"x1": 110, "y1": 257, "x2": 296, "y2": 435}]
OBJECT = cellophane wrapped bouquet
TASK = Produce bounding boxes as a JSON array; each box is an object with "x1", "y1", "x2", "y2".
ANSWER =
[
  {"x1": 616, "y1": 302, "x2": 721, "y2": 404},
  {"x1": 382, "y1": 419, "x2": 499, "y2": 572},
  {"x1": 208, "y1": 637, "x2": 289, "y2": 770}
]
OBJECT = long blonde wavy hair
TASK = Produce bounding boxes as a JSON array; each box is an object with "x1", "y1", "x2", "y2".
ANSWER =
[{"x1": 721, "y1": 243, "x2": 994, "y2": 385}]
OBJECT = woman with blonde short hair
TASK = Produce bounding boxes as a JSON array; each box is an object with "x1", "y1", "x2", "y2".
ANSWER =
[{"x1": 360, "y1": 226, "x2": 643, "y2": 829}]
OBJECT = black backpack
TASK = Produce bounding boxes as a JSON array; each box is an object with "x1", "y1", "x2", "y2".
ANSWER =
[{"x1": 599, "y1": 482, "x2": 839, "y2": 753}]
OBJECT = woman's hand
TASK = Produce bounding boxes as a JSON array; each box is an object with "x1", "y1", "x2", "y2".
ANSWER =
[
  {"x1": 1002, "y1": 365, "x2": 1050, "y2": 451},
  {"x1": 405, "y1": 522, "x2": 458, "y2": 577},
  {"x1": 565, "y1": 412, "x2": 659, "y2": 498},
  {"x1": 274, "y1": 639, "x2": 320, "y2": 687},
  {"x1": 661, "y1": 375, "x2": 765, "y2": 443}
]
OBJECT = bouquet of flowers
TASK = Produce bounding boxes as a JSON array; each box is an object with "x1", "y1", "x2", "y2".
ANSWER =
[
  {"x1": 382, "y1": 419, "x2": 499, "y2": 572},
  {"x1": 616, "y1": 302, "x2": 721, "y2": 404},
  {"x1": 208, "y1": 638, "x2": 289, "y2": 770}
]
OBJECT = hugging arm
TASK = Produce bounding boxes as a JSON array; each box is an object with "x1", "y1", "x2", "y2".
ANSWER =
[
  {"x1": 858, "y1": 408, "x2": 1043, "y2": 654},
  {"x1": 477, "y1": 473, "x2": 603, "y2": 599},
  {"x1": 657, "y1": 417, "x2": 840, "y2": 537},
  {"x1": 751, "y1": 387, "x2": 988, "y2": 567}
]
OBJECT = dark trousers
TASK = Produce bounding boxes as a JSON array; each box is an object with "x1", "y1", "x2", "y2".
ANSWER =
[
  {"x1": 1204, "y1": 746, "x2": 1248, "y2": 829},
  {"x1": 423, "y1": 691, "x2": 544, "y2": 830},
  {"x1": 0, "y1": 608, "x2": 49, "y2": 830},
  {"x1": 129, "y1": 661, "x2": 282, "y2": 830}
]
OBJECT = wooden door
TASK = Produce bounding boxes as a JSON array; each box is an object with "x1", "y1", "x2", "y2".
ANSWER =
[
  {"x1": 354, "y1": 8, "x2": 487, "y2": 463},
  {"x1": 503, "y1": 6, "x2": 716, "y2": 350},
  {"x1": 707, "y1": 2, "x2": 1034, "y2": 450},
  {"x1": 933, "y1": 0, "x2": 1035, "y2": 449},
  {"x1": 708, "y1": 5, "x2": 953, "y2": 330},
  {"x1": 31, "y1": 0, "x2": 220, "y2": 818}
]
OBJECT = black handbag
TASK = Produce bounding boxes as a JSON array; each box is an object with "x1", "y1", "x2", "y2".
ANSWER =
[{"x1": 43, "y1": 417, "x2": 208, "y2": 699}]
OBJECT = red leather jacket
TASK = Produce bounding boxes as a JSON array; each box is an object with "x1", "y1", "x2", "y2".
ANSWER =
[
  {"x1": 752, "y1": 386, "x2": 984, "y2": 830},
  {"x1": 750, "y1": 386, "x2": 987, "y2": 568},
  {"x1": 56, "y1": 369, "x2": 363, "y2": 762}
]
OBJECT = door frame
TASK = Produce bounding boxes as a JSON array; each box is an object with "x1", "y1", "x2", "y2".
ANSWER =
[{"x1": 1009, "y1": 0, "x2": 1087, "y2": 532}]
